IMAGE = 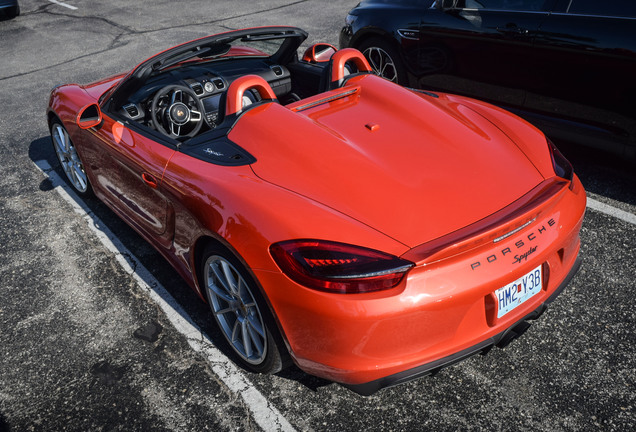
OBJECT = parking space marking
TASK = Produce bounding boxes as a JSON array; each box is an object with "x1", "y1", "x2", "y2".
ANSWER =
[
  {"x1": 587, "y1": 197, "x2": 636, "y2": 226},
  {"x1": 34, "y1": 159, "x2": 296, "y2": 432},
  {"x1": 48, "y1": 0, "x2": 78, "y2": 10}
]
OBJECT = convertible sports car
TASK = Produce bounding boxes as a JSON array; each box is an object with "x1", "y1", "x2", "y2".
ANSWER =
[{"x1": 47, "y1": 26, "x2": 586, "y2": 395}]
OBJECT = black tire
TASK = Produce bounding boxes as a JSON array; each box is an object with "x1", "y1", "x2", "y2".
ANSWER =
[
  {"x1": 50, "y1": 120, "x2": 93, "y2": 197},
  {"x1": 200, "y1": 243, "x2": 289, "y2": 374},
  {"x1": 358, "y1": 37, "x2": 408, "y2": 85},
  {"x1": 2, "y1": 4, "x2": 19, "y2": 19}
]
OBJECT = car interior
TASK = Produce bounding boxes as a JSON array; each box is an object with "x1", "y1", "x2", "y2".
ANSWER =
[{"x1": 105, "y1": 28, "x2": 370, "y2": 143}]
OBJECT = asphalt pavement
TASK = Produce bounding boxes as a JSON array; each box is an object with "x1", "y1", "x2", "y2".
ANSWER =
[{"x1": 1, "y1": 1, "x2": 635, "y2": 431}]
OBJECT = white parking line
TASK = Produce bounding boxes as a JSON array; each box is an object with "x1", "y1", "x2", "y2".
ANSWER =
[
  {"x1": 587, "y1": 197, "x2": 636, "y2": 226},
  {"x1": 34, "y1": 160, "x2": 296, "y2": 432},
  {"x1": 48, "y1": 0, "x2": 78, "y2": 10}
]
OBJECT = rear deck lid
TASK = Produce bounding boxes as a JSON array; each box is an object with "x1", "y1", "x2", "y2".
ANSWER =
[{"x1": 230, "y1": 75, "x2": 544, "y2": 247}]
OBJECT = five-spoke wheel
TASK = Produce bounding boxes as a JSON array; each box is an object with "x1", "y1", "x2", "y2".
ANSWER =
[
  {"x1": 359, "y1": 38, "x2": 407, "y2": 84},
  {"x1": 363, "y1": 46, "x2": 399, "y2": 82},
  {"x1": 201, "y1": 244, "x2": 286, "y2": 373},
  {"x1": 50, "y1": 121, "x2": 91, "y2": 196}
]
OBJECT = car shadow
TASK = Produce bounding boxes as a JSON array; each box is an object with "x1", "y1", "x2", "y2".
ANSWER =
[{"x1": 27, "y1": 136, "x2": 330, "y2": 393}]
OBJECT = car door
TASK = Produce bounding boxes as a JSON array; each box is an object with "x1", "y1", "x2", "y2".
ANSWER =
[
  {"x1": 80, "y1": 113, "x2": 176, "y2": 249},
  {"x1": 523, "y1": 0, "x2": 636, "y2": 156},
  {"x1": 418, "y1": 0, "x2": 554, "y2": 107}
]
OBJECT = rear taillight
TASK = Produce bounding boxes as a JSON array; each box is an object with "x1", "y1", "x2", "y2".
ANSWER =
[
  {"x1": 270, "y1": 240, "x2": 414, "y2": 294},
  {"x1": 548, "y1": 139, "x2": 573, "y2": 182}
]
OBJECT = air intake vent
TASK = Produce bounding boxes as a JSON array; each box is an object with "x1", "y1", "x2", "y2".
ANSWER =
[
  {"x1": 191, "y1": 83, "x2": 203, "y2": 95},
  {"x1": 213, "y1": 78, "x2": 225, "y2": 90},
  {"x1": 124, "y1": 104, "x2": 139, "y2": 118},
  {"x1": 271, "y1": 65, "x2": 283, "y2": 76}
]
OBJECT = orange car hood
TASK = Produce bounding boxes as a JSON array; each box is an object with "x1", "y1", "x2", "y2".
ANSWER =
[{"x1": 230, "y1": 75, "x2": 545, "y2": 247}]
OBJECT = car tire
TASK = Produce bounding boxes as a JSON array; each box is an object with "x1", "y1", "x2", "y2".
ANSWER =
[
  {"x1": 3, "y1": 4, "x2": 19, "y2": 19},
  {"x1": 200, "y1": 243, "x2": 289, "y2": 374},
  {"x1": 50, "y1": 120, "x2": 93, "y2": 197},
  {"x1": 358, "y1": 37, "x2": 408, "y2": 85}
]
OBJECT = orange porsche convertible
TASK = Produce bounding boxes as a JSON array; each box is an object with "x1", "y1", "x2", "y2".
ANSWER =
[{"x1": 47, "y1": 27, "x2": 586, "y2": 395}]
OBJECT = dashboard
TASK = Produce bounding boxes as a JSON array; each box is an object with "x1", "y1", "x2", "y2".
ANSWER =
[{"x1": 186, "y1": 75, "x2": 227, "y2": 126}]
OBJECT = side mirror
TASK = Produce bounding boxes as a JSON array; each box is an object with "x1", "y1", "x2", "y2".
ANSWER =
[
  {"x1": 302, "y1": 43, "x2": 337, "y2": 63},
  {"x1": 76, "y1": 103, "x2": 102, "y2": 129}
]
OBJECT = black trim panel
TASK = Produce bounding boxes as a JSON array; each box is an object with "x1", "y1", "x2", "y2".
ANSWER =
[{"x1": 182, "y1": 137, "x2": 256, "y2": 166}]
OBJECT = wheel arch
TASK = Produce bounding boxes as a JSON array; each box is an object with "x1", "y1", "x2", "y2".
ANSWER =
[
  {"x1": 47, "y1": 111, "x2": 61, "y2": 128},
  {"x1": 192, "y1": 234, "x2": 250, "y2": 299},
  {"x1": 349, "y1": 29, "x2": 415, "y2": 85},
  {"x1": 349, "y1": 27, "x2": 398, "y2": 53}
]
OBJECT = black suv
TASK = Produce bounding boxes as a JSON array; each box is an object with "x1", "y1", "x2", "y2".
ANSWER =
[{"x1": 340, "y1": 0, "x2": 636, "y2": 159}]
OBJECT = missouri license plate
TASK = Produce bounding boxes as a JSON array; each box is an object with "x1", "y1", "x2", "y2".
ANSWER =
[{"x1": 495, "y1": 265, "x2": 542, "y2": 318}]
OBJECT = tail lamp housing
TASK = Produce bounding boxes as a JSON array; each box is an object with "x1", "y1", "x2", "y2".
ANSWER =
[
  {"x1": 548, "y1": 139, "x2": 573, "y2": 183},
  {"x1": 270, "y1": 240, "x2": 414, "y2": 294}
]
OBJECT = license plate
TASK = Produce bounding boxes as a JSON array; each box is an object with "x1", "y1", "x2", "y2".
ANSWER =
[{"x1": 495, "y1": 265, "x2": 542, "y2": 318}]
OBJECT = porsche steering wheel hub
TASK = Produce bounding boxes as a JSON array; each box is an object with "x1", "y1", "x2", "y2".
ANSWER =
[{"x1": 169, "y1": 102, "x2": 190, "y2": 125}]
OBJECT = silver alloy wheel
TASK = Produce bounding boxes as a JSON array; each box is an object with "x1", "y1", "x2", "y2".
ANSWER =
[
  {"x1": 363, "y1": 46, "x2": 399, "y2": 82},
  {"x1": 205, "y1": 255, "x2": 267, "y2": 364},
  {"x1": 52, "y1": 124, "x2": 89, "y2": 193}
]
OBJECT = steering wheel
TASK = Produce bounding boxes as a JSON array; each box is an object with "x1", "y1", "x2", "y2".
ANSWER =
[
  {"x1": 329, "y1": 48, "x2": 373, "y2": 89},
  {"x1": 151, "y1": 85, "x2": 204, "y2": 138}
]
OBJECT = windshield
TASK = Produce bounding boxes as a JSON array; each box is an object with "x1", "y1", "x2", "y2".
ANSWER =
[
  {"x1": 153, "y1": 30, "x2": 304, "y2": 72},
  {"x1": 228, "y1": 33, "x2": 293, "y2": 57},
  {"x1": 108, "y1": 27, "x2": 307, "y2": 109}
]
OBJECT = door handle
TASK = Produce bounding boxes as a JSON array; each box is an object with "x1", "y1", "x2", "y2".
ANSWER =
[{"x1": 141, "y1": 172, "x2": 158, "y2": 189}]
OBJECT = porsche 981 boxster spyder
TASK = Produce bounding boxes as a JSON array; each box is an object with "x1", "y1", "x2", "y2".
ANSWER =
[{"x1": 47, "y1": 26, "x2": 586, "y2": 395}]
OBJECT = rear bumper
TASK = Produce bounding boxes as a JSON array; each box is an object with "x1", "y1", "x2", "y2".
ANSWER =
[{"x1": 345, "y1": 255, "x2": 582, "y2": 396}]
